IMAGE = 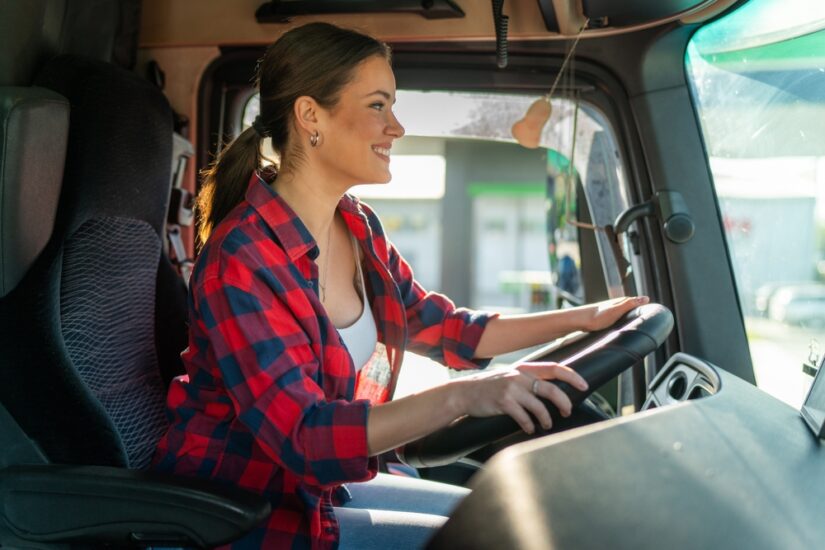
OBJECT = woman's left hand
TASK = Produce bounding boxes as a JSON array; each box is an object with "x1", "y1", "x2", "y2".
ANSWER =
[{"x1": 580, "y1": 296, "x2": 649, "y2": 332}]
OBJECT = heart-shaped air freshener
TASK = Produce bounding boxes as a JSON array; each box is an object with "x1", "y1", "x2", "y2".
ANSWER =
[{"x1": 511, "y1": 97, "x2": 552, "y2": 149}]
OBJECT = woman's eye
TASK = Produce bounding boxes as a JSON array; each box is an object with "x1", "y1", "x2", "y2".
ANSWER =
[{"x1": 370, "y1": 102, "x2": 385, "y2": 111}]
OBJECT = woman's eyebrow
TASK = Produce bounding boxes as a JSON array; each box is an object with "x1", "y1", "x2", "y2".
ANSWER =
[{"x1": 364, "y1": 90, "x2": 396, "y2": 103}]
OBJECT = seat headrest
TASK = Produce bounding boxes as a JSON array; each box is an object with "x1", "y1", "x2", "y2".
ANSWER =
[
  {"x1": 34, "y1": 55, "x2": 173, "y2": 238},
  {"x1": 0, "y1": 87, "x2": 68, "y2": 298}
]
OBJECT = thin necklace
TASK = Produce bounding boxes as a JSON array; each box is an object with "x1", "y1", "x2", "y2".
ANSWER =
[{"x1": 319, "y1": 218, "x2": 333, "y2": 302}]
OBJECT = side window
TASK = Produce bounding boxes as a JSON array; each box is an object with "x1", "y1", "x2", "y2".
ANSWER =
[
  {"x1": 242, "y1": 91, "x2": 629, "y2": 396},
  {"x1": 686, "y1": 0, "x2": 825, "y2": 406}
]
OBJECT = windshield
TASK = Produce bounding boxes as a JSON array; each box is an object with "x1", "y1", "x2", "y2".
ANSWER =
[{"x1": 686, "y1": 0, "x2": 825, "y2": 407}]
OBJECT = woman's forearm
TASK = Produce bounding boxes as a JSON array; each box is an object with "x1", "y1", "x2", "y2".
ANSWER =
[
  {"x1": 366, "y1": 383, "x2": 464, "y2": 456},
  {"x1": 473, "y1": 308, "x2": 590, "y2": 359},
  {"x1": 473, "y1": 297, "x2": 648, "y2": 358}
]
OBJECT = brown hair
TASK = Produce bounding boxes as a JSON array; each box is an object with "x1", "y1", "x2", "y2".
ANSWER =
[{"x1": 196, "y1": 22, "x2": 392, "y2": 243}]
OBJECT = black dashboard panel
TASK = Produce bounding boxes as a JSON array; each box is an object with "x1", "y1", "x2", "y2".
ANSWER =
[{"x1": 430, "y1": 355, "x2": 825, "y2": 549}]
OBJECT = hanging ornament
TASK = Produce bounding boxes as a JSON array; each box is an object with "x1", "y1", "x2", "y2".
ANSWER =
[
  {"x1": 511, "y1": 20, "x2": 588, "y2": 149},
  {"x1": 511, "y1": 96, "x2": 552, "y2": 149}
]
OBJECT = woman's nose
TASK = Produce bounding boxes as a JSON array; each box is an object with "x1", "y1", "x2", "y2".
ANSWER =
[{"x1": 388, "y1": 111, "x2": 405, "y2": 138}]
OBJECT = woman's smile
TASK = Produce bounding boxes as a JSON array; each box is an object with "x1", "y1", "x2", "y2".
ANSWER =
[{"x1": 372, "y1": 144, "x2": 391, "y2": 161}]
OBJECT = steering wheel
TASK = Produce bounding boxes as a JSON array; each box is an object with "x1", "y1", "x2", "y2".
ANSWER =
[{"x1": 397, "y1": 303, "x2": 674, "y2": 468}]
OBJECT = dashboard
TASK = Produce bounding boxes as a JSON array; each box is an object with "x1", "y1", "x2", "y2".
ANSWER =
[{"x1": 430, "y1": 353, "x2": 825, "y2": 549}]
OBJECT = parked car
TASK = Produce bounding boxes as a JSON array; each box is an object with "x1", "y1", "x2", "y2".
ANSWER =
[
  {"x1": 768, "y1": 284, "x2": 825, "y2": 327},
  {"x1": 754, "y1": 281, "x2": 809, "y2": 317}
]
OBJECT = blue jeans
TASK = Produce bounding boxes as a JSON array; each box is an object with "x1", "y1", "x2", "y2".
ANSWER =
[{"x1": 335, "y1": 473, "x2": 470, "y2": 550}]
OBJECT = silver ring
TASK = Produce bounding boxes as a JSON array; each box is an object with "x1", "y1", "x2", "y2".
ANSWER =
[{"x1": 531, "y1": 379, "x2": 540, "y2": 396}]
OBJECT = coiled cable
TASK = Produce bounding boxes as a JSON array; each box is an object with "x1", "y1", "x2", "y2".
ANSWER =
[{"x1": 492, "y1": 0, "x2": 509, "y2": 68}]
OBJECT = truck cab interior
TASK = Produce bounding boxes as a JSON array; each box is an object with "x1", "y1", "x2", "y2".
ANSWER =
[{"x1": 2, "y1": 0, "x2": 825, "y2": 548}]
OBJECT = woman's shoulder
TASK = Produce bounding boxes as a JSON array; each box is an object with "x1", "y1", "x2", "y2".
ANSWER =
[{"x1": 192, "y1": 205, "x2": 289, "y2": 287}]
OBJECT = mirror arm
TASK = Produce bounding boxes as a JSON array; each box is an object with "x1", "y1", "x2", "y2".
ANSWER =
[
  {"x1": 614, "y1": 191, "x2": 695, "y2": 245},
  {"x1": 615, "y1": 201, "x2": 655, "y2": 235}
]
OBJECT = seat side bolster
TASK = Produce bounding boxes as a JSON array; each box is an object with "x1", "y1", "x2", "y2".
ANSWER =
[{"x1": 0, "y1": 464, "x2": 271, "y2": 547}]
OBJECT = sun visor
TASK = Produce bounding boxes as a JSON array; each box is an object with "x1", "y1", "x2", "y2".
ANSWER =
[{"x1": 537, "y1": 0, "x2": 711, "y2": 34}]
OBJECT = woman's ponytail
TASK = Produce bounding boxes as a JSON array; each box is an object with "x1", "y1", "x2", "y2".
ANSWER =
[{"x1": 196, "y1": 126, "x2": 262, "y2": 244}]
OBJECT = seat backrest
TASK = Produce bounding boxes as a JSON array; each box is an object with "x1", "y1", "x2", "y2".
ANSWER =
[{"x1": 0, "y1": 55, "x2": 187, "y2": 469}]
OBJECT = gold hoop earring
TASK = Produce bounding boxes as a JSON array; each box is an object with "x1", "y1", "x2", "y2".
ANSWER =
[{"x1": 310, "y1": 131, "x2": 320, "y2": 147}]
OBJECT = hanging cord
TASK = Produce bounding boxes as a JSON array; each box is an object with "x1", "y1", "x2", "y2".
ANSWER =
[
  {"x1": 560, "y1": 96, "x2": 631, "y2": 280},
  {"x1": 563, "y1": 98, "x2": 594, "y2": 230},
  {"x1": 544, "y1": 19, "x2": 589, "y2": 102},
  {"x1": 558, "y1": 27, "x2": 599, "y2": 233},
  {"x1": 492, "y1": 0, "x2": 509, "y2": 68},
  {"x1": 551, "y1": 20, "x2": 632, "y2": 286}
]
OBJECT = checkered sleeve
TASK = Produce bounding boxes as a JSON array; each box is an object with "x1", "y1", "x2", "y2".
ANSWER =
[
  {"x1": 387, "y1": 240, "x2": 499, "y2": 370},
  {"x1": 196, "y1": 262, "x2": 375, "y2": 488}
]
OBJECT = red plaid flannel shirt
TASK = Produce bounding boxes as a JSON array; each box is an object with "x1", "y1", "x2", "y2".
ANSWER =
[{"x1": 153, "y1": 172, "x2": 496, "y2": 549}]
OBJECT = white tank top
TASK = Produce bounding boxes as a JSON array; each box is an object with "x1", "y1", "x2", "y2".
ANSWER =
[{"x1": 336, "y1": 233, "x2": 378, "y2": 371}]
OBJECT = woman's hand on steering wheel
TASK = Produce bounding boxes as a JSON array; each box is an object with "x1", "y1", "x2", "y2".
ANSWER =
[
  {"x1": 451, "y1": 363, "x2": 589, "y2": 435},
  {"x1": 580, "y1": 296, "x2": 650, "y2": 332}
]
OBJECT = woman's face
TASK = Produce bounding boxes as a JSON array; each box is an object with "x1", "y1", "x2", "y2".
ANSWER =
[{"x1": 315, "y1": 55, "x2": 405, "y2": 187}]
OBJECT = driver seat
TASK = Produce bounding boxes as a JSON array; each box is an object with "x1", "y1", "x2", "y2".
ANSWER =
[{"x1": 0, "y1": 55, "x2": 268, "y2": 547}]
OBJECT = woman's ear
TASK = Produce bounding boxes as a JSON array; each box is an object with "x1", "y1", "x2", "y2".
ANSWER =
[{"x1": 293, "y1": 96, "x2": 320, "y2": 136}]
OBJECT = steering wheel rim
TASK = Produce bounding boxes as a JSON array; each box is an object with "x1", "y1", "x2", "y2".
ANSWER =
[{"x1": 397, "y1": 303, "x2": 674, "y2": 468}]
